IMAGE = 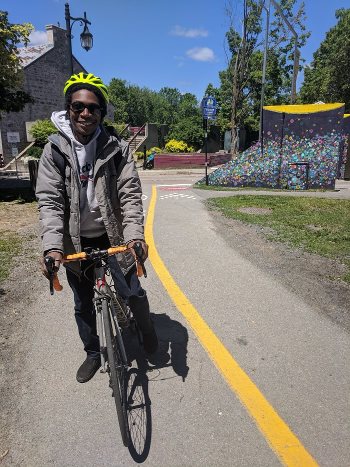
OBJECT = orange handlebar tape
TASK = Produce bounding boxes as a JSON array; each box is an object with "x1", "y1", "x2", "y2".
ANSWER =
[
  {"x1": 64, "y1": 252, "x2": 87, "y2": 261},
  {"x1": 107, "y1": 246, "x2": 128, "y2": 255},
  {"x1": 53, "y1": 274, "x2": 63, "y2": 292},
  {"x1": 136, "y1": 262, "x2": 144, "y2": 277},
  {"x1": 63, "y1": 246, "x2": 128, "y2": 262}
]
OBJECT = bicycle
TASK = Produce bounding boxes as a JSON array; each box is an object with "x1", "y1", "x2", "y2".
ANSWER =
[{"x1": 44, "y1": 243, "x2": 147, "y2": 447}]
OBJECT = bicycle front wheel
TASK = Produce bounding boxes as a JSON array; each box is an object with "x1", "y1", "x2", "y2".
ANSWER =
[{"x1": 102, "y1": 297, "x2": 130, "y2": 447}]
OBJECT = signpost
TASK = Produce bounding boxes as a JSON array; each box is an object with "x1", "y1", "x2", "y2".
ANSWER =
[
  {"x1": 7, "y1": 132, "x2": 20, "y2": 144},
  {"x1": 7, "y1": 132, "x2": 21, "y2": 179},
  {"x1": 201, "y1": 97, "x2": 218, "y2": 185}
]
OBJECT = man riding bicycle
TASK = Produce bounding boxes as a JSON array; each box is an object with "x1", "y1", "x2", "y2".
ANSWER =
[{"x1": 36, "y1": 72, "x2": 158, "y2": 383}]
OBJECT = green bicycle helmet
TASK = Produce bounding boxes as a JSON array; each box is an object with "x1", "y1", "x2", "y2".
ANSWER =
[{"x1": 63, "y1": 72, "x2": 109, "y2": 103}]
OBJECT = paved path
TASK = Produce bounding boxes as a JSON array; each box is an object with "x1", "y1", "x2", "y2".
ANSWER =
[{"x1": 2, "y1": 171, "x2": 349, "y2": 466}]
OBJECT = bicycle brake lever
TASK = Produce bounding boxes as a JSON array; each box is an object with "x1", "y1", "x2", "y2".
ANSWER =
[
  {"x1": 133, "y1": 242, "x2": 147, "y2": 278},
  {"x1": 44, "y1": 256, "x2": 55, "y2": 295}
]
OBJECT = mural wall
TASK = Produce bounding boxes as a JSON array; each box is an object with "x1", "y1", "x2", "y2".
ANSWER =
[
  {"x1": 205, "y1": 103, "x2": 345, "y2": 190},
  {"x1": 342, "y1": 114, "x2": 350, "y2": 179}
]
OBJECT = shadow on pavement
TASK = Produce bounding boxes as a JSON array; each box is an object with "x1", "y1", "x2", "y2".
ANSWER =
[{"x1": 122, "y1": 312, "x2": 189, "y2": 463}]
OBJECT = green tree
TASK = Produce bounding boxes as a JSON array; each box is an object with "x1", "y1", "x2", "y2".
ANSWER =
[
  {"x1": 0, "y1": 11, "x2": 34, "y2": 113},
  {"x1": 166, "y1": 93, "x2": 204, "y2": 148},
  {"x1": 157, "y1": 87, "x2": 182, "y2": 124},
  {"x1": 108, "y1": 78, "x2": 203, "y2": 148},
  {"x1": 269, "y1": 0, "x2": 310, "y2": 99},
  {"x1": 108, "y1": 78, "x2": 129, "y2": 123},
  {"x1": 300, "y1": 8, "x2": 350, "y2": 111},
  {"x1": 218, "y1": 0, "x2": 309, "y2": 154}
]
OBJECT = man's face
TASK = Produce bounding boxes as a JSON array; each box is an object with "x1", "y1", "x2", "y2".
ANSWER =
[{"x1": 69, "y1": 89, "x2": 102, "y2": 142}]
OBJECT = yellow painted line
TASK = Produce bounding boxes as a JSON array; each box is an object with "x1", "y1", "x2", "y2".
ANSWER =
[{"x1": 145, "y1": 185, "x2": 318, "y2": 467}]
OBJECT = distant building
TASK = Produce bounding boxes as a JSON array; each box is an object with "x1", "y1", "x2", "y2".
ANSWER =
[{"x1": 0, "y1": 25, "x2": 112, "y2": 166}]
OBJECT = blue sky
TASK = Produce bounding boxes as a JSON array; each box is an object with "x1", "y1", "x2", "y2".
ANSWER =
[{"x1": 4, "y1": 0, "x2": 350, "y2": 100}]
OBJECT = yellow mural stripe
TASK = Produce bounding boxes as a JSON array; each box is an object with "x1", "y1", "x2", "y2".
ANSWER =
[
  {"x1": 145, "y1": 185, "x2": 318, "y2": 467},
  {"x1": 263, "y1": 103, "x2": 344, "y2": 114}
]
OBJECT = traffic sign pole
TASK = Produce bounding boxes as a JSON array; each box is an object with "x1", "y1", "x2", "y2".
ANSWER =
[
  {"x1": 201, "y1": 96, "x2": 218, "y2": 186},
  {"x1": 204, "y1": 119, "x2": 208, "y2": 185}
]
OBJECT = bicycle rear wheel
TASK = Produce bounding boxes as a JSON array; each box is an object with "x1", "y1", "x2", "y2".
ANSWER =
[{"x1": 102, "y1": 297, "x2": 130, "y2": 447}]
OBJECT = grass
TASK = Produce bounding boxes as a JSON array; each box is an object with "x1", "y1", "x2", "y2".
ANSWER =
[
  {"x1": 0, "y1": 199, "x2": 37, "y2": 283},
  {"x1": 0, "y1": 231, "x2": 22, "y2": 282},
  {"x1": 206, "y1": 195, "x2": 350, "y2": 281}
]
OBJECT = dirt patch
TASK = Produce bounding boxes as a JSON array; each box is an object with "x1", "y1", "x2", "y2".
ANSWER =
[
  {"x1": 0, "y1": 201, "x2": 43, "y2": 455},
  {"x1": 0, "y1": 200, "x2": 38, "y2": 231},
  {"x1": 238, "y1": 207, "x2": 273, "y2": 215},
  {"x1": 208, "y1": 209, "x2": 350, "y2": 333}
]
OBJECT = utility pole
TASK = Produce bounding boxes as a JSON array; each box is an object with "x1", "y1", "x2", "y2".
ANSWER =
[
  {"x1": 259, "y1": 0, "x2": 271, "y2": 143},
  {"x1": 270, "y1": 0, "x2": 300, "y2": 103}
]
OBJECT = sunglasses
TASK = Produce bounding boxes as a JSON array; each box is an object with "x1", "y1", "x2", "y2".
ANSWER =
[{"x1": 70, "y1": 101, "x2": 102, "y2": 115}]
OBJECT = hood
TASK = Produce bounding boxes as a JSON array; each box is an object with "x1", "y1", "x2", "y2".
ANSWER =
[
  {"x1": 51, "y1": 110, "x2": 100, "y2": 145},
  {"x1": 51, "y1": 111, "x2": 75, "y2": 141}
]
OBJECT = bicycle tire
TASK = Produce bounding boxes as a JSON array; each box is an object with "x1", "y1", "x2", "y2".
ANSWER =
[{"x1": 102, "y1": 297, "x2": 130, "y2": 447}]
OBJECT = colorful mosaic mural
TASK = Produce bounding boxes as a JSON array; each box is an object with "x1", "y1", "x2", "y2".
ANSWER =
[
  {"x1": 340, "y1": 114, "x2": 350, "y2": 178},
  {"x1": 204, "y1": 103, "x2": 345, "y2": 190}
]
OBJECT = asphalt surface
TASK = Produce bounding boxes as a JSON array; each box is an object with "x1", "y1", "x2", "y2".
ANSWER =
[{"x1": 2, "y1": 169, "x2": 350, "y2": 466}]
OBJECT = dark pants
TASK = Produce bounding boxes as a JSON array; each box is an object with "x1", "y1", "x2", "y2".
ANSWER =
[{"x1": 66, "y1": 234, "x2": 144, "y2": 359}]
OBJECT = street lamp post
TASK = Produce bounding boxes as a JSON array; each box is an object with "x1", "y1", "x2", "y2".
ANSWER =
[{"x1": 65, "y1": 3, "x2": 93, "y2": 76}]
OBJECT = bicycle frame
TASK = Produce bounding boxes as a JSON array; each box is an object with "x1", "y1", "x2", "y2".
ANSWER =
[
  {"x1": 45, "y1": 243, "x2": 147, "y2": 448},
  {"x1": 93, "y1": 258, "x2": 128, "y2": 373}
]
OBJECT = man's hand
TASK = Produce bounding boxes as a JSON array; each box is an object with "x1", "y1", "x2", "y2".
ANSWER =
[
  {"x1": 127, "y1": 240, "x2": 148, "y2": 262},
  {"x1": 40, "y1": 251, "x2": 63, "y2": 280}
]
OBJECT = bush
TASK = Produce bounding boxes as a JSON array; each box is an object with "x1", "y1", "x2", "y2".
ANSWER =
[
  {"x1": 165, "y1": 139, "x2": 195, "y2": 153},
  {"x1": 30, "y1": 119, "x2": 57, "y2": 146},
  {"x1": 134, "y1": 147, "x2": 162, "y2": 160},
  {"x1": 146, "y1": 146, "x2": 162, "y2": 156},
  {"x1": 26, "y1": 146, "x2": 43, "y2": 159}
]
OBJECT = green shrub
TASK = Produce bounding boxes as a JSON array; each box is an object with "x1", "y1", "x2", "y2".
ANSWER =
[
  {"x1": 165, "y1": 139, "x2": 195, "y2": 153},
  {"x1": 30, "y1": 119, "x2": 57, "y2": 146},
  {"x1": 146, "y1": 146, "x2": 162, "y2": 156},
  {"x1": 115, "y1": 123, "x2": 128, "y2": 135},
  {"x1": 135, "y1": 151, "x2": 144, "y2": 160},
  {"x1": 26, "y1": 146, "x2": 43, "y2": 159}
]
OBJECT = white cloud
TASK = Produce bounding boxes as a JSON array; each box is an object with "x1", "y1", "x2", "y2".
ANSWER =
[
  {"x1": 29, "y1": 30, "x2": 47, "y2": 45},
  {"x1": 186, "y1": 47, "x2": 215, "y2": 62},
  {"x1": 171, "y1": 25, "x2": 208, "y2": 38}
]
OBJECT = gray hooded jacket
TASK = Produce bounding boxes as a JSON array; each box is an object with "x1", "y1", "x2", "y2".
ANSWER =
[{"x1": 35, "y1": 116, "x2": 144, "y2": 275}]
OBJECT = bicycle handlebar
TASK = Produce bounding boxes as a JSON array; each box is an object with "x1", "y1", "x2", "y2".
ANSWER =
[
  {"x1": 44, "y1": 256, "x2": 63, "y2": 295},
  {"x1": 64, "y1": 245, "x2": 128, "y2": 262},
  {"x1": 45, "y1": 243, "x2": 147, "y2": 294}
]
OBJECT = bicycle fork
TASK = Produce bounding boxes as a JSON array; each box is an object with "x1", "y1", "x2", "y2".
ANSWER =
[
  {"x1": 96, "y1": 295, "x2": 128, "y2": 370},
  {"x1": 95, "y1": 298, "x2": 108, "y2": 373}
]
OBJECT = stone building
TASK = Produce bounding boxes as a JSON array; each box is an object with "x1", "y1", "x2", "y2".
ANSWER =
[{"x1": 0, "y1": 24, "x2": 111, "y2": 166}]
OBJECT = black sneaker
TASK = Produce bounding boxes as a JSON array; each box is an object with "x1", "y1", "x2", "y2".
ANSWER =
[
  {"x1": 143, "y1": 326, "x2": 158, "y2": 354},
  {"x1": 76, "y1": 357, "x2": 100, "y2": 383}
]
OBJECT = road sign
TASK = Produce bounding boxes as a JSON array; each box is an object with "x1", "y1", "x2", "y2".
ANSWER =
[
  {"x1": 201, "y1": 96, "x2": 218, "y2": 120},
  {"x1": 7, "y1": 132, "x2": 20, "y2": 143}
]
